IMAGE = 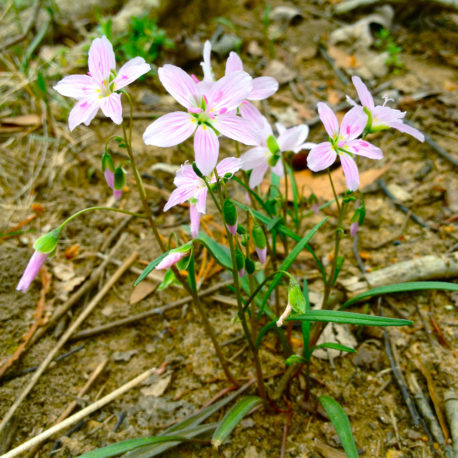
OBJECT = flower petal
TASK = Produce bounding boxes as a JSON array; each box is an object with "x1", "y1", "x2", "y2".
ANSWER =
[
  {"x1": 100, "y1": 92, "x2": 123, "y2": 125},
  {"x1": 17, "y1": 251, "x2": 48, "y2": 293},
  {"x1": 68, "y1": 97, "x2": 100, "y2": 131},
  {"x1": 241, "y1": 147, "x2": 268, "y2": 171},
  {"x1": 190, "y1": 204, "x2": 201, "y2": 238},
  {"x1": 194, "y1": 125, "x2": 219, "y2": 176},
  {"x1": 164, "y1": 185, "x2": 197, "y2": 212},
  {"x1": 208, "y1": 71, "x2": 253, "y2": 112},
  {"x1": 88, "y1": 36, "x2": 116, "y2": 84},
  {"x1": 239, "y1": 101, "x2": 272, "y2": 140},
  {"x1": 352, "y1": 76, "x2": 374, "y2": 109},
  {"x1": 249, "y1": 163, "x2": 269, "y2": 188},
  {"x1": 248, "y1": 76, "x2": 279, "y2": 100},
  {"x1": 114, "y1": 57, "x2": 151, "y2": 90},
  {"x1": 317, "y1": 102, "x2": 339, "y2": 138},
  {"x1": 216, "y1": 157, "x2": 242, "y2": 176},
  {"x1": 156, "y1": 251, "x2": 187, "y2": 270},
  {"x1": 201, "y1": 40, "x2": 214, "y2": 82},
  {"x1": 158, "y1": 65, "x2": 198, "y2": 108},
  {"x1": 143, "y1": 112, "x2": 196, "y2": 147},
  {"x1": 225, "y1": 51, "x2": 244, "y2": 74},
  {"x1": 195, "y1": 187, "x2": 208, "y2": 214},
  {"x1": 53, "y1": 75, "x2": 99, "y2": 99},
  {"x1": 214, "y1": 114, "x2": 259, "y2": 145},
  {"x1": 174, "y1": 163, "x2": 200, "y2": 188},
  {"x1": 347, "y1": 139, "x2": 383, "y2": 159},
  {"x1": 340, "y1": 106, "x2": 367, "y2": 141},
  {"x1": 271, "y1": 159, "x2": 284, "y2": 177},
  {"x1": 277, "y1": 124, "x2": 310, "y2": 152},
  {"x1": 340, "y1": 153, "x2": 359, "y2": 191},
  {"x1": 275, "y1": 123, "x2": 286, "y2": 136},
  {"x1": 388, "y1": 121, "x2": 425, "y2": 142},
  {"x1": 307, "y1": 142, "x2": 337, "y2": 171}
]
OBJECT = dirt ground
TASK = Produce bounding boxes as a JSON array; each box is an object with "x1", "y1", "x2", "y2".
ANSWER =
[{"x1": 0, "y1": 0, "x2": 457, "y2": 456}]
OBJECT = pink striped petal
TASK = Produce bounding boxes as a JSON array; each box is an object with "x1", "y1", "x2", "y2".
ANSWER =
[
  {"x1": 143, "y1": 112, "x2": 196, "y2": 147},
  {"x1": 195, "y1": 187, "x2": 208, "y2": 214},
  {"x1": 225, "y1": 52, "x2": 243, "y2": 74},
  {"x1": 275, "y1": 123, "x2": 286, "y2": 135},
  {"x1": 114, "y1": 57, "x2": 150, "y2": 90},
  {"x1": 256, "y1": 246, "x2": 267, "y2": 264},
  {"x1": 248, "y1": 76, "x2": 279, "y2": 100},
  {"x1": 277, "y1": 125, "x2": 310, "y2": 152},
  {"x1": 158, "y1": 65, "x2": 198, "y2": 108},
  {"x1": 214, "y1": 114, "x2": 258, "y2": 145},
  {"x1": 340, "y1": 153, "x2": 359, "y2": 191},
  {"x1": 249, "y1": 163, "x2": 269, "y2": 188},
  {"x1": 17, "y1": 251, "x2": 48, "y2": 293},
  {"x1": 340, "y1": 106, "x2": 367, "y2": 141},
  {"x1": 239, "y1": 101, "x2": 271, "y2": 140},
  {"x1": 174, "y1": 164, "x2": 201, "y2": 188},
  {"x1": 208, "y1": 71, "x2": 252, "y2": 111},
  {"x1": 307, "y1": 142, "x2": 337, "y2": 171},
  {"x1": 201, "y1": 41, "x2": 214, "y2": 82},
  {"x1": 194, "y1": 125, "x2": 219, "y2": 176},
  {"x1": 352, "y1": 76, "x2": 374, "y2": 109},
  {"x1": 388, "y1": 122, "x2": 425, "y2": 142},
  {"x1": 53, "y1": 74, "x2": 99, "y2": 99},
  {"x1": 88, "y1": 36, "x2": 115, "y2": 85},
  {"x1": 68, "y1": 97, "x2": 100, "y2": 131},
  {"x1": 164, "y1": 185, "x2": 197, "y2": 212},
  {"x1": 347, "y1": 139, "x2": 383, "y2": 159},
  {"x1": 190, "y1": 204, "x2": 201, "y2": 238},
  {"x1": 241, "y1": 147, "x2": 268, "y2": 171},
  {"x1": 317, "y1": 102, "x2": 339, "y2": 138},
  {"x1": 100, "y1": 93, "x2": 123, "y2": 125},
  {"x1": 216, "y1": 157, "x2": 242, "y2": 176},
  {"x1": 156, "y1": 250, "x2": 187, "y2": 270}
]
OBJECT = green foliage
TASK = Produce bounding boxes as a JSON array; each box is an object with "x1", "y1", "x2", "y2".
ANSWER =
[{"x1": 374, "y1": 27, "x2": 403, "y2": 71}]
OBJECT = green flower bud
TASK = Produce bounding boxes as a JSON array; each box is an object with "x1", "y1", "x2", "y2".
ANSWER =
[
  {"x1": 252, "y1": 225, "x2": 266, "y2": 250},
  {"x1": 245, "y1": 257, "x2": 255, "y2": 275},
  {"x1": 266, "y1": 134, "x2": 280, "y2": 155},
  {"x1": 33, "y1": 228, "x2": 61, "y2": 254},
  {"x1": 223, "y1": 199, "x2": 237, "y2": 226},
  {"x1": 101, "y1": 151, "x2": 114, "y2": 173},
  {"x1": 235, "y1": 249, "x2": 245, "y2": 271},
  {"x1": 288, "y1": 277, "x2": 306, "y2": 314},
  {"x1": 268, "y1": 154, "x2": 280, "y2": 167},
  {"x1": 114, "y1": 166, "x2": 126, "y2": 190}
]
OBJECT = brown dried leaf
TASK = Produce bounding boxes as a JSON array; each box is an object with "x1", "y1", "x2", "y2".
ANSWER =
[
  {"x1": 1, "y1": 114, "x2": 41, "y2": 126},
  {"x1": 129, "y1": 280, "x2": 157, "y2": 305},
  {"x1": 327, "y1": 45, "x2": 360, "y2": 69}
]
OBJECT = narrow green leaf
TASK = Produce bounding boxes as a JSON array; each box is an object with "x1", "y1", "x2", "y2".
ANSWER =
[
  {"x1": 134, "y1": 251, "x2": 169, "y2": 285},
  {"x1": 312, "y1": 342, "x2": 356, "y2": 353},
  {"x1": 319, "y1": 396, "x2": 358, "y2": 458},
  {"x1": 286, "y1": 163, "x2": 299, "y2": 228},
  {"x1": 255, "y1": 321, "x2": 277, "y2": 349},
  {"x1": 288, "y1": 310, "x2": 412, "y2": 327},
  {"x1": 341, "y1": 281, "x2": 458, "y2": 309},
  {"x1": 259, "y1": 217, "x2": 328, "y2": 315},
  {"x1": 211, "y1": 396, "x2": 262, "y2": 448},
  {"x1": 286, "y1": 354, "x2": 306, "y2": 365},
  {"x1": 195, "y1": 231, "x2": 232, "y2": 270},
  {"x1": 158, "y1": 269, "x2": 177, "y2": 291}
]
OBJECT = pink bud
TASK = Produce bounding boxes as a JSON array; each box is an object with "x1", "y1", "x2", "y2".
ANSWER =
[
  {"x1": 17, "y1": 251, "x2": 48, "y2": 293},
  {"x1": 255, "y1": 246, "x2": 267, "y2": 264},
  {"x1": 227, "y1": 223, "x2": 237, "y2": 236},
  {"x1": 156, "y1": 251, "x2": 187, "y2": 270},
  {"x1": 238, "y1": 268, "x2": 245, "y2": 278},
  {"x1": 104, "y1": 169, "x2": 122, "y2": 200},
  {"x1": 312, "y1": 203, "x2": 319, "y2": 215},
  {"x1": 350, "y1": 222, "x2": 359, "y2": 237}
]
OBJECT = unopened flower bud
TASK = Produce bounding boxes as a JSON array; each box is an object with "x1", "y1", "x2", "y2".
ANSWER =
[
  {"x1": 223, "y1": 199, "x2": 237, "y2": 236},
  {"x1": 350, "y1": 222, "x2": 359, "y2": 237},
  {"x1": 276, "y1": 303, "x2": 292, "y2": 327},
  {"x1": 252, "y1": 225, "x2": 267, "y2": 264},
  {"x1": 255, "y1": 246, "x2": 267, "y2": 264},
  {"x1": 235, "y1": 249, "x2": 245, "y2": 276},
  {"x1": 245, "y1": 257, "x2": 255, "y2": 275}
]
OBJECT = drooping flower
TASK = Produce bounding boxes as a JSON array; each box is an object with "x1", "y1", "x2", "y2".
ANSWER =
[
  {"x1": 350, "y1": 222, "x2": 359, "y2": 237},
  {"x1": 54, "y1": 36, "x2": 150, "y2": 131},
  {"x1": 143, "y1": 65, "x2": 258, "y2": 176},
  {"x1": 16, "y1": 251, "x2": 48, "y2": 293},
  {"x1": 164, "y1": 157, "x2": 242, "y2": 238},
  {"x1": 200, "y1": 40, "x2": 279, "y2": 101},
  {"x1": 307, "y1": 103, "x2": 383, "y2": 191},
  {"x1": 240, "y1": 102, "x2": 312, "y2": 188},
  {"x1": 156, "y1": 250, "x2": 187, "y2": 270},
  {"x1": 348, "y1": 76, "x2": 424, "y2": 142},
  {"x1": 104, "y1": 168, "x2": 123, "y2": 200}
]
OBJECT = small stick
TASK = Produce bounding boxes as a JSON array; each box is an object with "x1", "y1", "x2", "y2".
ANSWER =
[
  {"x1": 0, "y1": 250, "x2": 138, "y2": 436},
  {"x1": 70, "y1": 280, "x2": 234, "y2": 341},
  {"x1": 318, "y1": 43, "x2": 350, "y2": 85},
  {"x1": 444, "y1": 390, "x2": 458, "y2": 456},
  {"x1": 2, "y1": 366, "x2": 156, "y2": 458}
]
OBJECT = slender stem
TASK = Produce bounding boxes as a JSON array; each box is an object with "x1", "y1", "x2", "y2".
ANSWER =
[
  {"x1": 58, "y1": 206, "x2": 146, "y2": 230},
  {"x1": 327, "y1": 168, "x2": 341, "y2": 214},
  {"x1": 120, "y1": 113, "x2": 237, "y2": 386}
]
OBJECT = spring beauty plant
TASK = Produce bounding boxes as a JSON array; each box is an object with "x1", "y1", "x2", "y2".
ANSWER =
[{"x1": 15, "y1": 35, "x2": 457, "y2": 455}]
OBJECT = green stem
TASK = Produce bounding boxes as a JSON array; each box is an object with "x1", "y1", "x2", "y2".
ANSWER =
[{"x1": 58, "y1": 206, "x2": 146, "y2": 230}]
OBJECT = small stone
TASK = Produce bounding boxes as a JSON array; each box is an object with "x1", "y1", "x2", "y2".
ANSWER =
[
  {"x1": 212, "y1": 34, "x2": 242, "y2": 57},
  {"x1": 112, "y1": 350, "x2": 138, "y2": 362},
  {"x1": 352, "y1": 342, "x2": 384, "y2": 371},
  {"x1": 263, "y1": 60, "x2": 296, "y2": 85},
  {"x1": 247, "y1": 40, "x2": 263, "y2": 57}
]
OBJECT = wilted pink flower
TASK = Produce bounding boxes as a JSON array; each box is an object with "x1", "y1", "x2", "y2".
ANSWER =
[
  {"x1": 164, "y1": 157, "x2": 242, "y2": 238},
  {"x1": 17, "y1": 251, "x2": 48, "y2": 293},
  {"x1": 143, "y1": 65, "x2": 258, "y2": 176},
  {"x1": 200, "y1": 41, "x2": 279, "y2": 101},
  {"x1": 350, "y1": 222, "x2": 359, "y2": 237},
  {"x1": 348, "y1": 76, "x2": 424, "y2": 142},
  {"x1": 54, "y1": 36, "x2": 150, "y2": 131},
  {"x1": 240, "y1": 102, "x2": 312, "y2": 188},
  {"x1": 156, "y1": 250, "x2": 187, "y2": 270},
  {"x1": 307, "y1": 103, "x2": 383, "y2": 191},
  {"x1": 104, "y1": 168, "x2": 122, "y2": 200}
]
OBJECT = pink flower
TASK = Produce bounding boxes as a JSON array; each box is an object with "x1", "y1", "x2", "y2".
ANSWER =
[
  {"x1": 54, "y1": 36, "x2": 150, "y2": 131},
  {"x1": 104, "y1": 168, "x2": 122, "y2": 200},
  {"x1": 307, "y1": 103, "x2": 383, "y2": 191},
  {"x1": 17, "y1": 251, "x2": 48, "y2": 293},
  {"x1": 201, "y1": 40, "x2": 279, "y2": 101},
  {"x1": 143, "y1": 65, "x2": 258, "y2": 176},
  {"x1": 156, "y1": 250, "x2": 187, "y2": 270},
  {"x1": 164, "y1": 157, "x2": 242, "y2": 238},
  {"x1": 240, "y1": 102, "x2": 312, "y2": 188},
  {"x1": 348, "y1": 76, "x2": 424, "y2": 142}
]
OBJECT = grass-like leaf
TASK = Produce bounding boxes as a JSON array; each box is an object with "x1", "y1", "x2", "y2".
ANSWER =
[
  {"x1": 341, "y1": 281, "x2": 458, "y2": 309},
  {"x1": 288, "y1": 310, "x2": 412, "y2": 327},
  {"x1": 319, "y1": 396, "x2": 358, "y2": 458},
  {"x1": 211, "y1": 396, "x2": 262, "y2": 448},
  {"x1": 134, "y1": 251, "x2": 169, "y2": 285},
  {"x1": 312, "y1": 342, "x2": 356, "y2": 353}
]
